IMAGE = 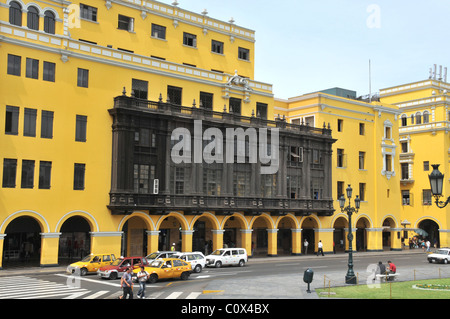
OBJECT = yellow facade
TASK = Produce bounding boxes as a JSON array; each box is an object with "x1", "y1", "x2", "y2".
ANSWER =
[
  {"x1": 1, "y1": 0, "x2": 446, "y2": 270},
  {"x1": 380, "y1": 78, "x2": 450, "y2": 248},
  {"x1": 275, "y1": 92, "x2": 403, "y2": 252}
]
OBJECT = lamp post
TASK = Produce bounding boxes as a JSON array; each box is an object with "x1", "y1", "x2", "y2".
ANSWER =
[
  {"x1": 339, "y1": 185, "x2": 360, "y2": 285},
  {"x1": 428, "y1": 164, "x2": 450, "y2": 208}
]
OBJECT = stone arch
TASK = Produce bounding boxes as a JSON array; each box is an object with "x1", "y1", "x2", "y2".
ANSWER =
[
  {"x1": 1, "y1": 210, "x2": 49, "y2": 234},
  {"x1": 55, "y1": 210, "x2": 99, "y2": 233},
  {"x1": 332, "y1": 214, "x2": 348, "y2": 252}
]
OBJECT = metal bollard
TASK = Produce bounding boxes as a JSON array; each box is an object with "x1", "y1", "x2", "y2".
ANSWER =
[{"x1": 303, "y1": 268, "x2": 314, "y2": 293}]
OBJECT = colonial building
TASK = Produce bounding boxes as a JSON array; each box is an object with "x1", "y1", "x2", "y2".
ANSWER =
[{"x1": 0, "y1": 0, "x2": 335, "y2": 268}]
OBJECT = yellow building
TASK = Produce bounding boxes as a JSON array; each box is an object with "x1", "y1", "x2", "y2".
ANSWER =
[
  {"x1": 380, "y1": 71, "x2": 450, "y2": 248},
  {"x1": 275, "y1": 89, "x2": 403, "y2": 252}
]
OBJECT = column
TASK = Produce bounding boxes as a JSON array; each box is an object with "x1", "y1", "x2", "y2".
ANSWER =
[
  {"x1": 211, "y1": 229, "x2": 224, "y2": 251},
  {"x1": 90, "y1": 231, "x2": 123, "y2": 257},
  {"x1": 0, "y1": 234, "x2": 6, "y2": 269},
  {"x1": 40, "y1": 232, "x2": 61, "y2": 267},
  {"x1": 315, "y1": 228, "x2": 334, "y2": 254},
  {"x1": 181, "y1": 230, "x2": 194, "y2": 252},
  {"x1": 267, "y1": 229, "x2": 278, "y2": 257},
  {"x1": 439, "y1": 229, "x2": 450, "y2": 248},
  {"x1": 146, "y1": 230, "x2": 160, "y2": 254},
  {"x1": 291, "y1": 228, "x2": 302, "y2": 255},
  {"x1": 366, "y1": 228, "x2": 383, "y2": 252},
  {"x1": 390, "y1": 228, "x2": 403, "y2": 251},
  {"x1": 240, "y1": 229, "x2": 253, "y2": 256}
]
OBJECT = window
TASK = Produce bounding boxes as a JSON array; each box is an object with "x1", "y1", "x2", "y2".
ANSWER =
[
  {"x1": 290, "y1": 146, "x2": 303, "y2": 163},
  {"x1": 401, "y1": 142, "x2": 408, "y2": 153},
  {"x1": 174, "y1": 167, "x2": 184, "y2": 194},
  {"x1": 401, "y1": 163, "x2": 409, "y2": 180},
  {"x1": 211, "y1": 40, "x2": 224, "y2": 54},
  {"x1": 75, "y1": 115, "x2": 87, "y2": 142},
  {"x1": 2, "y1": 159, "x2": 17, "y2": 188},
  {"x1": 151, "y1": 24, "x2": 166, "y2": 39},
  {"x1": 359, "y1": 123, "x2": 365, "y2": 135},
  {"x1": 9, "y1": 1, "x2": 22, "y2": 26},
  {"x1": 7, "y1": 54, "x2": 21, "y2": 76},
  {"x1": 337, "y1": 149, "x2": 345, "y2": 167},
  {"x1": 337, "y1": 119, "x2": 343, "y2": 132},
  {"x1": 256, "y1": 102, "x2": 268, "y2": 120},
  {"x1": 21, "y1": 160, "x2": 35, "y2": 189},
  {"x1": 77, "y1": 68, "x2": 89, "y2": 88},
  {"x1": 385, "y1": 126, "x2": 391, "y2": 139},
  {"x1": 199, "y1": 92, "x2": 213, "y2": 110},
  {"x1": 359, "y1": 151, "x2": 365, "y2": 170},
  {"x1": 118, "y1": 14, "x2": 134, "y2": 31},
  {"x1": 27, "y1": 6, "x2": 40, "y2": 30},
  {"x1": 402, "y1": 190, "x2": 410, "y2": 205},
  {"x1": 423, "y1": 111, "x2": 430, "y2": 123},
  {"x1": 359, "y1": 183, "x2": 366, "y2": 201},
  {"x1": 337, "y1": 181, "x2": 344, "y2": 199},
  {"x1": 74, "y1": 163, "x2": 86, "y2": 190},
  {"x1": 41, "y1": 110, "x2": 54, "y2": 139},
  {"x1": 23, "y1": 108, "x2": 37, "y2": 137},
  {"x1": 134, "y1": 164, "x2": 155, "y2": 194},
  {"x1": 401, "y1": 115, "x2": 407, "y2": 127},
  {"x1": 26, "y1": 58, "x2": 39, "y2": 79},
  {"x1": 304, "y1": 116, "x2": 315, "y2": 126},
  {"x1": 385, "y1": 154, "x2": 392, "y2": 172},
  {"x1": 415, "y1": 112, "x2": 422, "y2": 125},
  {"x1": 5, "y1": 105, "x2": 19, "y2": 135},
  {"x1": 238, "y1": 47, "x2": 250, "y2": 61},
  {"x1": 44, "y1": 11, "x2": 55, "y2": 34},
  {"x1": 422, "y1": 189, "x2": 432, "y2": 205},
  {"x1": 132, "y1": 79, "x2": 148, "y2": 99},
  {"x1": 183, "y1": 32, "x2": 197, "y2": 47},
  {"x1": 80, "y1": 4, "x2": 97, "y2": 22},
  {"x1": 43, "y1": 61, "x2": 55, "y2": 82},
  {"x1": 423, "y1": 161, "x2": 430, "y2": 171},
  {"x1": 229, "y1": 97, "x2": 241, "y2": 115},
  {"x1": 167, "y1": 85, "x2": 182, "y2": 105},
  {"x1": 39, "y1": 161, "x2": 52, "y2": 189}
]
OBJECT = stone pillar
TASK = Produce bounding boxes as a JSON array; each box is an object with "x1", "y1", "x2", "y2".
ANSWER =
[
  {"x1": 291, "y1": 228, "x2": 302, "y2": 255},
  {"x1": 267, "y1": 229, "x2": 278, "y2": 257},
  {"x1": 40, "y1": 232, "x2": 61, "y2": 267},
  {"x1": 211, "y1": 229, "x2": 224, "y2": 251},
  {"x1": 146, "y1": 230, "x2": 160, "y2": 254},
  {"x1": 240, "y1": 229, "x2": 253, "y2": 256},
  {"x1": 366, "y1": 228, "x2": 383, "y2": 252},
  {"x1": 181, "y1": 230, "x2": 194, "y2": 252},
  {"x1": 390, "y1": 228, "x2": 403, "y2": 251},
  {"x1": 315, "y1": 228, "x2": 334, "y2": 254},
  {"x1": 90, "y1": 232, "x2": 123, "y2": 257}
]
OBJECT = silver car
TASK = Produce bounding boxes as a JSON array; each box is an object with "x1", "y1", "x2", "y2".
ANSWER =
[{"x1": 428, "y1": 248, "x2": 450, "y2": 264}]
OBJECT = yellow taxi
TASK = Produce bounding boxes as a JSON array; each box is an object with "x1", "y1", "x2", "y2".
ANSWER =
[
  {"x1": 132, "y1": 258, "x2": 192, "y2": 283},
  {"x1": 66, "y1": 253, "x2": 117, "y2": 276}
]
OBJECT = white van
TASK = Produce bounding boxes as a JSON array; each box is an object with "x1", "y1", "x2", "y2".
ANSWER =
[
  {"x1": 205, "y1": 248, "x2": 248, "y2": 268},
  {"x1": 173, "y1": 252, "x2": 206, "y2": 273}
]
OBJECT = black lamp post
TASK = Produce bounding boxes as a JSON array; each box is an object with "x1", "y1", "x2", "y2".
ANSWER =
[
  {"x1": 339, "y1": 185, "x2": 360, "y2": 285},
  {"x1": 428, "y1": 164, "x2": 449, "y2": 208}
]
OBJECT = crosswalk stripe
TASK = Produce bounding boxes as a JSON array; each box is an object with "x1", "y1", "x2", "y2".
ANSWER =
[
  {"x1": 84, "y1": 291, "x2": 109, "y2": 299},
  {"x1": 166, "y1": 292, "x2": 183, "y2": 299},
  {"x1": 186, "y1": 292, "x2": 202, "y2": 299}
]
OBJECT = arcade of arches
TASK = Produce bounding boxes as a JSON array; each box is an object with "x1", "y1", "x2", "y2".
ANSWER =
[{"x1": 0, "y1": 211, "x2": 446, "y2": 268}]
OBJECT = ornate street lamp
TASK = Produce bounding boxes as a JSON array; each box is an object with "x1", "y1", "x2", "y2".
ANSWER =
[
  {"x1": 339, "y1": 185, "x2": 360, "y2": 285},
  {"x1": 428, "y1": 164, "x2": 450, "y2": 208}
]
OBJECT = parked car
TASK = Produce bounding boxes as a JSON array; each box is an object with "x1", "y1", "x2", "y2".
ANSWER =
[
  {"x1": 66, "y1": 253, "x2": 116, "y2": 276},
  {"x1": 132, "y1": 258, "x2": 192, "y2": 283},
  {"x1": 428, "y1": 248, "x2": 450, "y2": 264},
  {"x1": 145, "y1": 251, "x2": 179, "y2": 263},
  {"x1": 205, "y1": 248, "x2": 248, "y2": 268},
  {"x1": 173, "y1": 252, "x2": 206, "y2": 273},
  {"x1": 97, "y1": 256, "x2": 148, "y2": 280}
]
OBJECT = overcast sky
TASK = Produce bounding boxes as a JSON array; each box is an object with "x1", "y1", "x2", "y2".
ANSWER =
[{"x1": 158, "y1": 0, "x2": 450, "y2": 99}]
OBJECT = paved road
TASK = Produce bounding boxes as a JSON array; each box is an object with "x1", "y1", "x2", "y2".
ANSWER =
[{"x1": 0, "y1": 249, "x2": 445, "y2": 301}]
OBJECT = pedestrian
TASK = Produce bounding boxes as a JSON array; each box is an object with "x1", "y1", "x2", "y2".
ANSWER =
[
  {"x1": 303, "y1": 239, "x2": 309, "y2": 255},
  {"x1": 426, "y1": 240, "x2": 431, "y2": 252},
  {"x1": 317, "y1": 240, "x2": 324, "y2": 256},
  {"x1": 136, "y1": 266, "x2": 149, "y2": 299},
  {"x1": 373, "y1": 261, "x2": 386, "y2": 282},
  {"x1": 333, "y1": 241, "x2": 336, "y2": 254},
  {"x1": 387, "y1": 260, "x2": 396, "y2": 281},
  {"x1": 171, "y1": 243, "x2": 176, "y2": 251},
  {"x1": 120, "y1": 267, "x2": 134, "y2": 299}
]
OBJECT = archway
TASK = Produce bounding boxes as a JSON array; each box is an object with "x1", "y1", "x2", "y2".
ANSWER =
[
  {"x1": 192, "y1": 214, "x2": 218, "y2": 254},
  {"x1": 382, "y1": 217, "x2": 396, "y2": 251},
  {"x1": 121, "y1": 216, "x2": 149, "y2": 257},
  {"x1": 158, "y1": 215, "x2": 186, "y2": 252},
  {"x1": 333, "y1": 215, "x2": 348, "y2": 253},
  {"x1": 301, "y1": 216, "x2": 319, "y2": 255},
  {"x1": 277, "y1": 215, "x2": 297, "y2": 255},
  {"x1": 3, "y1": 216, "x2": 42, "y2": 267},
  {"x1": 58, "y1": 216, "x2": 91, "y2": 264},
  {"x1": 250, "y1": 214, "x2": 273, "y2": 256},
  {"x1": 418, "y1": 219, "x2": 440, "y2": 248},
  {"x1": 223, "y1": 213, "x2": 247, "y2": 249},
  {"x1": 355, "y1": 216, "x2": 370, "y2": 252}
]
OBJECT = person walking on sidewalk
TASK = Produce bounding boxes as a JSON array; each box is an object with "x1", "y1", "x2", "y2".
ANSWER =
[
  {"x1": 317, "y1": 240, "x2": 324, "y2": 256},
  {"x1": 304, "y1": 239, "x2": 309, "y2": 255}
]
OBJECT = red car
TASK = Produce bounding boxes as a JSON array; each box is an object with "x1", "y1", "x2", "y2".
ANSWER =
[{"x1": 97, "y1": 256, "x2": 148, "y2": 280}]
